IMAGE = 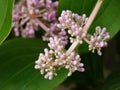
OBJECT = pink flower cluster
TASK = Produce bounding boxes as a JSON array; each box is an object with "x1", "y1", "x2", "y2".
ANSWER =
[
  {"x1": 58, "y1": 10, "x2": 88, "y2": 44},
  {"x1": 58, "y1": 10, "x2": 110, "y2": 55},
  {"x1": 35, "y1": 10, "x2": 110, "y2": 79},
  {"x1": 89, "y1": 26, "x2": 110, "y2": 55},
  {"x1": 35, "y1": 36, "x2": 84, "y2": 80},
  {"x1": 12, "y1": 0, "x2": 60, "y2": 39}
]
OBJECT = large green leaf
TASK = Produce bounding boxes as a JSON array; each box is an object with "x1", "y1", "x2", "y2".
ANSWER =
[
  {"x1": 103, "y1": 71, "x2": 120, "y2": 90},
  {"x1": 0, "y1": 38, "x2": 67, "y2": 90},
  {"x1": 0, "y1": 0, "x2": 14, "y2": 45},
  {"x1": 83, "y1": 53, "x2": 104, "y2": 81},
  {"x1": 82, "y1": 53, "x2": 104, "y2": 88},
  {"x1": 57, "y1": 0, "x2": 120, "y2": 54}
]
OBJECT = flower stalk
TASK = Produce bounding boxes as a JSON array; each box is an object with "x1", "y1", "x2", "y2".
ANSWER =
[{"x1": 66, "y1": 0, "x2": 103, "y2": 55}]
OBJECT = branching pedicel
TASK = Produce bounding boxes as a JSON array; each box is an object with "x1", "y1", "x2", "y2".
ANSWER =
[{"x1": 35, "y1": 0, "x2": 110, "y2": 80}]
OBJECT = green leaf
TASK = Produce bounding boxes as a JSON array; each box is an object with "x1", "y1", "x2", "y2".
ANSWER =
[
  {"x1": 82, "y1": 53, "x2": 104, "y2": 83},
  {"x1": 75, "y1": 42, "x2": 89, "y2": 55},
  {"x1": 0, "y1": 38, "x2": 67, "y2": 90},
  {"x1": 0, "y1": 0, "x2": 14, "y2": 45},
  {"x1": 57, "y1": 0, "x2": 97, "y2": 16},
  {"x1": 57, "y1": 0, "x2": 120, "y2": 54},
  {"x1": 103, "y1": 71, "x2": 120, "y2": 90}
]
